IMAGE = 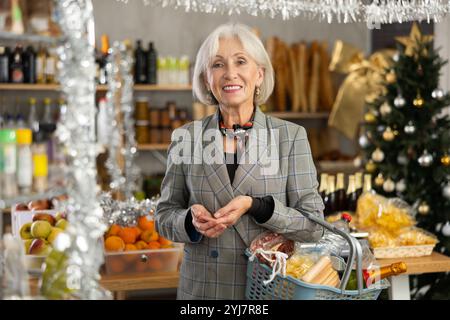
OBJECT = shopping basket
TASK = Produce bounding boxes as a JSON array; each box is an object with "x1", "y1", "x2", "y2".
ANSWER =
[{"x1": 245, "y1": 212, "x2": 390, "y2": 300}]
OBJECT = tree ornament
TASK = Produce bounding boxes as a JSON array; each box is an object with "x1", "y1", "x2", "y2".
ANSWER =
[
  {"x1": 380, "y1": 102, "x2": 392, "y2": 116},
  {"x1": 404, "y1": 121, "x2": 416, "y2": 134},
  {"x1": 392, "y1": 53, "x2": 400, "y2": 62},
  {"x1": 375, "y1": 173, "x2": 384, "y2": 186},
  {"x1": 394, "y1": 94, "x2": 406, "y2": 108},
  {"x1": 413, "y1": 92, "x2": 424, "y2": 108},
  {"x1": 442, "y1": 222, "x2": 450, "y2": 237},
  {"x1": 397, "y1": 154, "x2": 408, "y2": 165},
  {"x1": 359, "y1": 135, "x2": 370, "y2": 148},
  {"x1": 431, "y1": 88, "x2": 445, "y2": 100},
  {"x1": 418, "y1": 150, "x2": 433, "y2": 167},
  {"x1": 440, "y1": 153, "x2": 450, "y2": 167},
  {"x1": 364, "y1": 112, "x2": 376, "y2": 123},
  {"x1": 418, "y1": 201, "x2": 430, "y2": 215},
  {"x1": 396, "y1": 179, "x2": 406, "y2": 192},
  {"x1": 443, "y1": 183, "x2": 450, "y2": 200},
  {"x1": 365, "y1": 160, "x2": 377, "y2": 173},
  {"x1": 371, "y1": 148, "x2": 385, "y2": 162},
  {"x1": 353, "y1": 156, "x2": 362, "y2": 168},
  {"x1": 395, "y1": 23, "x2": 434, "y2": 58},
  {"x1": 377, "y1": 125, "x2": 386, "y2": 133},
  {"x1": 382, "y1": 127, "x2": 395, "y2": 141},
  {"x1": 383, "y1": 178, "x2": 395, "y2": 193},
  {"x1": 386, "y1": 71, "x2": 396, "y2": 83},
  {"x1": 417, "y1": 64, "x2": 423, "y2": 76}
]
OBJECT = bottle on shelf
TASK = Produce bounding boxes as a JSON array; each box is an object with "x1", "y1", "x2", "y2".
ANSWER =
[
  {"x1": 10, "y1": 44, "x2": 24, "y2": 83},
  {"x1": 27, "y1": 97, "x2": 39, "y2": 135},
  {"x1": 134, "y1": 40, "x2": 147, "y2": 84},
  {"x1": 319, "y1": 173, "x2": 328, "y2": 201},
  {"x1": 336, "y1": 173, "x2": 347, "y2": 212},
  {"x1": 41, "y1": 98, "x2": 56, "y2": 163},
  {"x1": 324, "y1": 175, "x2": 336, "y2": 216},
  {"x1": 147, "y1": 41, "x2": 157, "y2": 85},
  {"x1": 0, "y1": 129, "x2": 18, "y2": 198},
  {"x1": 96, "y1": 34, "x2": 109, "y2": 85},
  {"x1": 0, "y1": 46, "x2": 10, "y2": 83},
  {"x1": 36, "y1": 46, "x2": 47, "y2": 84},
  {"x1": 355, "y1": 172, "x2": 363, "y2": 199},
  {"x1": 346, "y1": 175, "x2": 358, "y2": 212},
  {"x1": 179, "y1": 55, "x2": 190, "y2": 85},
  {"x1": 345, "y1": 262, "x2": 407, "y2": 290},
  {"x1": 45, "y1": 47, "x2": 57, "y2": 84},
  {"x1": 96, "y1": 97, "x2": 110, "y2": 147},
  {"x1": 363, "y1": 174, "x2": 373, "y2": 193},
  {"x1": 23, "y1": 45, "x2": 36, "y2": 84},
  {"x1": 157, "y1": 56, "x2": 167, "y2": 85},
  {"x1": 32, "y1": 132, "x2": 49, "y2": 193},
  {"x1": 10, "y1": 0, "x2": 24, "y2": 35},
  {"x1": 16, "y1": 128, "x2": 33, "y2": 194}
]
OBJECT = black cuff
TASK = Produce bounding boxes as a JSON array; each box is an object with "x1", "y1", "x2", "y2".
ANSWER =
[
  {"x1": 185, "y1": 209, "x2": 202, "y2": 242},
  {"x1": 248, "y1": 195, "x2": 275, "y2": 224}
]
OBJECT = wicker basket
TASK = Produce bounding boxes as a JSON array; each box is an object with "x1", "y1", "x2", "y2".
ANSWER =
[{"x1": 373, "y1": 244, "x2": 435, "y2": 259}]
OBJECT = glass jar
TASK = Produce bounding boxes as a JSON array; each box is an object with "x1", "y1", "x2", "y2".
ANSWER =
[
  {"x1": 0, "y1": 129, "x2": 18, "y2": 198},
  {"x1": 16, "y1": 128, "x2": 33, "y2": 194},
  {"x1": 32, "y1": 142, "x2": 48, "y2": 193}
]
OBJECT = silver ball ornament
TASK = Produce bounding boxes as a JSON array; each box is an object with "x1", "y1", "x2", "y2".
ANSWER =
[
  {"x1": 383, "y1": 178, "x2": 395, "y2": 193},
  {"x1": 359, "y1": 135, "x2": 370, "y2": 148},
  {"x1": 442, "y1": 222, "x2": 450, "y2": 237},
  {"x1": 443, "y1": 183, "x2": 450, "y2": 200},
  {"x1": 418, "y1": 202, "x2": 430, "y2": 215},
  {"x1": 397, "y1": 154, "x2": 408, "y2": 165},
  {"x1": 396, "y1": 179, "x2": 406, "y2": 192},
  {"x1": 380, "y1": 102, "x2": 392, "y2": 116},
  {"x1": 394, "y1": 95, "x2": 406, "y2": 108},
  {"x1": 432, "y1": 88, "x2": 445, "y2": 100},
  {"x1": 418, "y1": 150, "x2": 433, "y2": 167},
  {"x1": 404, "y1": 121, "x2": 416, "y2": 135}
]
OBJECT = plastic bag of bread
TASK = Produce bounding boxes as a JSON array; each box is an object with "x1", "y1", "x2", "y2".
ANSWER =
[
  {"x1": 286, "y1": 253, "x2": 316, "y2": 279},
  {"x1": 368, "y1": 229, "x2": 397, "y2": 248},
  {"x1": 396, "y1": 227, "x2": 438, "y2": 246},
  {"x1": 356, "y1": 192, "x2": 415, "y2": 232}
]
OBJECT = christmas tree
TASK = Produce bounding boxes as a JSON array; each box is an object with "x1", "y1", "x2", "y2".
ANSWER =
[{"x1": 360, "y1": 23, "x2": 450, "y2": 299}]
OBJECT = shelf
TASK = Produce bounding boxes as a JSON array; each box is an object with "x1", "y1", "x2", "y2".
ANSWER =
[
  {"x1": 0, "y1": 84, "x2": 192, "y2": 92},
  {"x1": 0, "y1": 31, "x2": 61, "y2": 45},
  {"x1": 137, "y1": 144, "x2": 170, "y2": 151},
  {"x1": 0, "y1": 188, "x2": 67, "y2": 209},
  {"x1": 317, "y1": 160, "x2": 358, "y2": 173},
  {"x1": 267, "y1": 112, "x2": 329, "y2": 120}
]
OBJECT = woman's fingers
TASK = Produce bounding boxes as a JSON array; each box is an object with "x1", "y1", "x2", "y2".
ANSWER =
[{"x1": 204, "y1": 224, "x2": 227, "y2": 238}]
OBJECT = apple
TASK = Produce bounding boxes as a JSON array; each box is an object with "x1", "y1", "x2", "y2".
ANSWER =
[
  {"x1": 24, "y1": 239, "x2": 33, "y2": 254},
  {"x1": 55, "y1": 212, "x2": 67, "y2": 222},
  {"x1": 28, "y1": 238, "x2": 52, "y2": 256},
  {"x1": 32, "y1": 213, "x2": 56, "y2": 226},
  {"x1": 55, "y1": 219, "x2": 68, "y2": 230},
  {"x1": 28, "y1": 199, "x2": 50, "y2": 211},
  {"x1": 15, "y1": 203, "x2": 29, "y2": 211},
  {"x1": 47, "y1": 227, "x2": 64, "y2": 245},
  {"x1": 19, "y1": 222, "x2": 33, "y2": 240},
  {"x1": 30, "y1": 220, "x2": 52, "y2": 239}
]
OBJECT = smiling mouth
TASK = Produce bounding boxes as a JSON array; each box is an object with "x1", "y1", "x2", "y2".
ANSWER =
[{"x1": 222, "y1": 85, "x2": 242, "y2": 92}]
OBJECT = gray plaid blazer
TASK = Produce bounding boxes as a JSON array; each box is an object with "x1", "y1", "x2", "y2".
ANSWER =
[{"x1": 155, "y1": 106, "x2": 325, "y2": 300}]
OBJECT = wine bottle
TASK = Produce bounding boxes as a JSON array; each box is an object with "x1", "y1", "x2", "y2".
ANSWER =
[
  {"x1": 345, "y1": 262, "x2": 407, "y2": 290},
  {"x1": 346, "y1": 175, "x2": 358, "y2": 212},
  {"x1": 23, "y1": 46, "x2": 36, "y2": 84},
  {"x1": 10, "y1": 45, "x2": 24, "y2": 83},
  {"x1": 355, "y1": 172, "x2": 363, "y2": 199},
  {"x1": 134, "y1": 40, "x2": 147, "y2": 84},
  {"x1": 147, "y1": 42, "x2": 157, "y2": 84},
  {"x1": 319, "y1": 173, "x2": 328, "y2": 201},
  {"x1": 36, "y1": 46, "x2": 46, "y2": 84},
  {"x1": 0, "y1": 46, "x2": 10, "y2": 83},
  {"x1": 325, "y1": 175, "x2": 336, "y2": 216},
  {"x1": 363, "y1": 174, "x2": 373, "y2": 193},
  {"x1": 336, "y1": 173, "x2": 346, "y2": 211}
]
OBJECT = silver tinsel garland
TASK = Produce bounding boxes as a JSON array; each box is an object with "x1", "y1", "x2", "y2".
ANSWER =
[
  {"x1": 51, "y1": 0, "x2": 110, "y2": 300},
  {"x1": 99, "y1": 193, "x2": 158, "y2": 227},
  {"x1": 118, "y1": 0, "x2": 450, "y2": 24},
  {"x1": 105, "y1": 42, "x2": 140, "y2": 198}
]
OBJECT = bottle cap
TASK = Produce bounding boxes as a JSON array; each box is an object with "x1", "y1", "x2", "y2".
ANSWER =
[
  {"x1": 341, "y1": 213, "x2": 352, "y2": 223},
  {"x1": 0, "y1": 129, "x2": 16, "y2": 143},
  {"x1": 44, "y1": 97, "x2": 51, "y2": 105},
  {"x1": 29, "y1": 97, "x2": 36, "y2": 105},
  {"x1": 16, "y1": 128, "x2": 32, "y2": 145}
]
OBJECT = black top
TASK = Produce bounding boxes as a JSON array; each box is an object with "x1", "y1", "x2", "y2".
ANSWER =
[{"x1": 185, "y1": 152, "x2": 275, "y2": 241}]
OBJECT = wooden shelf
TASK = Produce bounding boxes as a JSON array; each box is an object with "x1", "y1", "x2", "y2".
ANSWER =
[
  {"x1": 137, "y1": 144, "x2": 170, "y2": 151},
  {"x1": 267, "y1": 111, "x2": 329, "y2": 120},
  {"x1": 0, "y1": 84, "x2": 191, "y2": 92},
  {"x1": 379, "y1": 252, "x2": 450, "y2": 275},
  {"x1": 0, "y1": 31, "x2": 60, "y2": 45}
]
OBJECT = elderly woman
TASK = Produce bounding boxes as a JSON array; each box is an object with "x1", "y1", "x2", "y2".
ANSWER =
[{"x1": 155, "y1": 23, "x2": 324, "y2": 300}]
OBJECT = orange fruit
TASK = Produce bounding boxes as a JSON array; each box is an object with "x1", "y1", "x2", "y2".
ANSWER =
[
  {"x1": 118, "y1": 227, "x2": 137, "y2": 244},
  {"x1": 158, "y1": 236, "x2": 172, "y2": 247},
  {"x1": 147, "y1": 241, "x2": 161, "y2": 250},
  {"x1": 141, "y1": 230, "x2": 159, "y2": 243},
  {"x1": 125, "y1": 244, "x2": 137, "y2": 251},
  {"x1": 148, "y1": 257, "x2": 163, "y2": 271},
  {"x1": 138, "y1": 216, "x2": 155, "y2": 231},
  {"x1": 104, "y1": 236, "x2": 125, "y2": 252},
  {"x1": 131, "y1": 226, "x2": 142, "y2": 239},
  {"x1": 106, "y1": 224, "x2": 122, "y2": 237},
  {"x1": 135, "y1": 240, "x2": 149, "y2": 250}
]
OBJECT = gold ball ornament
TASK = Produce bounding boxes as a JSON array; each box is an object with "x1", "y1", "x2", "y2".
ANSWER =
[
  {"x1": 441, "y1": 154, "x2": 450, "y2": 167},
  {"x1": 371, "y1": 148, "x2": 385, "y2": 162},
  {"x1": 382, "y1": 127, "x2": 395, "y2": 141},
  {"x1": 418, "y1": 202, "x2": 430, "y2": 216},
  {"x1": 413, "y1": 94, "x2": 424, "y2": 108},
  {"x1": 380, "y1": 102, "x2": 392, "y2": 116},
  {"x1": 386, "y1": 71, "x2": 396, "y2": 83},
  {"x1": 364, "y1": 112, "x2": 377, "y2": 124},
  {"x1": 375, "y1": 173, "x2": 385, "y2": 186},
  {"x1": 365, "y1": 161, "x2": 377, "y2": 173}
]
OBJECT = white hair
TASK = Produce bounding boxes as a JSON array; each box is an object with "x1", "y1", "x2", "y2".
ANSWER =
[{"x1": 192, "y1": 22, "x2": 274, "y2": 106}]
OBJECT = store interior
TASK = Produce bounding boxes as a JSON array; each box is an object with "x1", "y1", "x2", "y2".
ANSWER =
[{"x1": 0, "y1": 0, "x2": 450, "y2": 301}]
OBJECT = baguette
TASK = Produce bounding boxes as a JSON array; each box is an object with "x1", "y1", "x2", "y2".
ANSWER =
[
  {"x1": 308, "y1": 41, "x2": 321, "y2": 113},
  {"x1": 298, "y1": 42, "x2": 309, "y2": 112},
  {"x1": 322, "y1": 270, "x2": 339, "y2": 286},
  {"x1": 309, "y1": 265, "x2": 335, "y2": 285},
  {"x1": 301, "y1": 256, "x2": 332, "y2": 283},
  {"x1": 275, "y1": 39, "x2": 287, "y2": 111},
  {"x1": 318, "y1": 42, "x2": 335, "y2": 111},
  {"x1": 289, "y1": 45, "x2": 300, "y2": 112}
]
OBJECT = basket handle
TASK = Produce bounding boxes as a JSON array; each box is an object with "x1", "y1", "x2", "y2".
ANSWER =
[{"x1": 300, "y1": 212, "x2": 365, "y2": 295}]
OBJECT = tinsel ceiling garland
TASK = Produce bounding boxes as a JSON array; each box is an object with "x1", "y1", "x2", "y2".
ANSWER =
[
  {"x1": 105, "y1": 42, "x2": 140, "y2": 198},
  {"x1": 117, "y1": 0, "x2": 450, "y2": 23},
  {"x1": 52, "y1": 0, "x2": 110, "y2": 300}
]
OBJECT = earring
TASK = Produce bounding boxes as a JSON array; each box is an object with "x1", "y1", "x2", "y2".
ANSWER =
[{"x1": 255, "y1": 87, "x2": 261, "y2": 96}]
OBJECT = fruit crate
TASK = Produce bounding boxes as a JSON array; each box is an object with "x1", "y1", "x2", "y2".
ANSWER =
[
  {"x1": 11, "y1": 207, "x2": 59, "y2": 239},
  {"x1": 103, "y1": 243, "x2": 183, "y2": 275}
]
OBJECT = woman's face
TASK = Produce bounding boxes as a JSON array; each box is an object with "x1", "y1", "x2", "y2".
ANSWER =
[{"x1": 206, "y1": 37, "x2": 264, "y2": 109}]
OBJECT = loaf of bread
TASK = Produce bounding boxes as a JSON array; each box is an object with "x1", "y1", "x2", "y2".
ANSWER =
[
  {"x1": 318, "y1": 42, "x2": 335, "y2": 111},
  {"x1": 308, "y1": 41, "x2": 321, "y2": 113},
  {"x1": 297, "y1": 42, "x2": 309, "y2": 112}
]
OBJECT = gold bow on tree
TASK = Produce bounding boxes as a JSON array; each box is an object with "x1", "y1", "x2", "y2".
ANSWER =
[{"x1": 328, "y1": 40, "x2": 396, "y2": 139}]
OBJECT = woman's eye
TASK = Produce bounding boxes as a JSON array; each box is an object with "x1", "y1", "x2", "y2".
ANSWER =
[
  {"x1": 238, "y1": 59, "x2": 246, "y2": 65},
  {"x1": 212, "y1": 62, "x2": 223, "y2": 68}
]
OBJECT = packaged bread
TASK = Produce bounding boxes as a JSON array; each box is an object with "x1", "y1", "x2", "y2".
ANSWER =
[
  {"x1": 300, "y1": 256, "x2": 340, "y2": 288},
  {"x1": 286, "y1": 254, "x2": 316, "y2": 279}
]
